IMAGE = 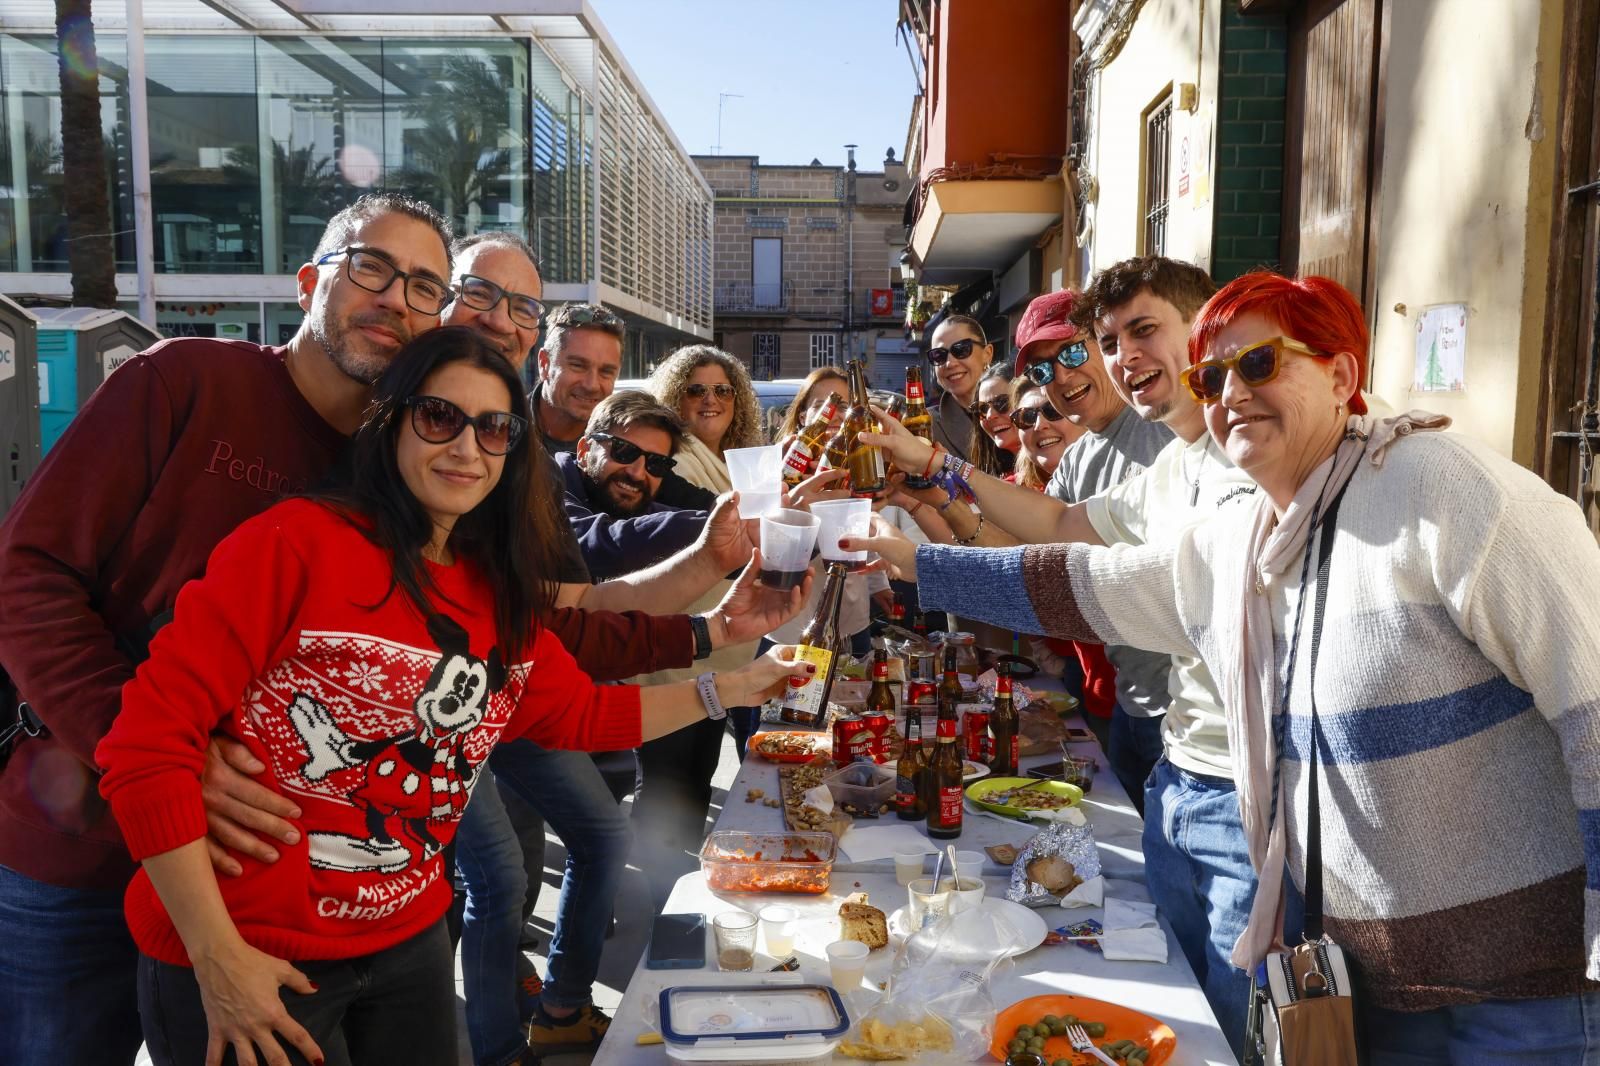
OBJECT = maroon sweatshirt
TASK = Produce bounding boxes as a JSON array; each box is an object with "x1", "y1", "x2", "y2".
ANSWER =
[{"x1": 0, "y1": 338, "x2": 691, "y2": 891}]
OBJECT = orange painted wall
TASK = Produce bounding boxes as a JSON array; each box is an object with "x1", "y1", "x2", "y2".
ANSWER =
[{"x1": 921, "y1": 0, "x2": 1070, "y2": 180}]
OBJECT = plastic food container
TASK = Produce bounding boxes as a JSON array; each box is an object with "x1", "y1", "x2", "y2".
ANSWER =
[
  {"x1": 699, "y1": 831, "x2": 836, "y2": 894},
  {"x1": 660, "y1": 984, "x2": 849, "y2": 1063},
  {"x1": 823, "y1": 761, "x2": 896, "y2": 814}
]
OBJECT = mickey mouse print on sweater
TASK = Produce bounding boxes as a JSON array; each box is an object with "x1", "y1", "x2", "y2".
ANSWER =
[{"x1": 263, "y1": 614, "x2": 513, "y2": 875}]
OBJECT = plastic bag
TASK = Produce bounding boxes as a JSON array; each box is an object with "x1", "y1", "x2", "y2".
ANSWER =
[{"x1": 838, "y1": 904, "x2": 1015, "y2": 1061}]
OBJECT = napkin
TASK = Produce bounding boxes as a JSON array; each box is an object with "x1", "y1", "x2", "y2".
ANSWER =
[
  {"x1": 836, "y1": 824, "x2": 939, "y2": 863},
  {"x1": 1098, "y1": 896, "x2": 1167, "y2": 963},
  {"x1": 1058, "y1": 874, "x2": 1105, "y2": 909}
]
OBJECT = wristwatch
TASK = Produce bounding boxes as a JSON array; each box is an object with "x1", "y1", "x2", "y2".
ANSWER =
[
  {"x1": 696, "y1": 671, "x2": 727, "y2": 721},
  {"x1": 689, "y1": 614, "x2": 713, "y2": 661}
]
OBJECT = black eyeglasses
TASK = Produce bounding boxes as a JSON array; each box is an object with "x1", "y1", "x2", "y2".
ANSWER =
[
  {"x1": 1009, "y1": 401, "x2": 1066, "y2": 430},
  {"x1": 1024, "y1": 340, "x2": 1092, "y2": 386},
  {"x1": 684, "y1": 383, "x2": 737, "y2": 400},
  {"x1": 927, "y1": 337, "x2": 981, "y2": 367},
  {"x1": 971, "y1": 395, "x2": 1012, "y2": 420},
  {"x1": 589, "y1": 431, "x2": 676, "y2": 476},
  {"x1": 316, "y1": 247, "x2": 454, "y2": 316},
  {"x1": 404, "y1": 396, "x2": 526, "y2": 455},
  {"x1": 455, "y1": 274, "x2": 546, "y2": 329}
]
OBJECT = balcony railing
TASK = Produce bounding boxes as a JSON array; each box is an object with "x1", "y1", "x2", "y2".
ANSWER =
[{"x1": 715, "y1": 280, "x2": 792, "y2": 314}]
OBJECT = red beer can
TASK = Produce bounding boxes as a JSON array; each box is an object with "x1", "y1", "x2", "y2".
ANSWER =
[
  {"x1": 859, "y1": 708, "x2": 891, "y2": 763},
  {"x1": 832, "y1": 712, "x2": 867, "y2": 768},
  {"x1": 963, "y1": 709, "x2": 991, "y2": 765}
]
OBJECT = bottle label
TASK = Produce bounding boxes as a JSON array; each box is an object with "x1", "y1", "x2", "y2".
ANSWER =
[
  {"x1": 997, "y1": 676, "x2": 1012, "y2": 696},
  {"x1": 780, "y1": 645, "x2": 833, "y2": 721},
  {"x1": 1009, "y1": 736, "x2": 1019, "y2": 767},
  {"x1": 873, "y1": 660, "x2": 889, "y2": 680},
  {"x1": 782, "y1": 444, "x2": 814, "y2": 479},
  {"x1": 895, "y1": 779, "x2": 916, "y2": 807},
  {"x1": 935, "y1": 717, "x2": 958, "y2": 740},
  {"x1": 906, "y1": 379, "x2": 924, "y2": 400},
  {"x1": 938, "y1": 786, "x2": 963, "y2": 824}
]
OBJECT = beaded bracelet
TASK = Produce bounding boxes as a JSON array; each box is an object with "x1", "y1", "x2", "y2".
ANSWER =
[{"x1": 953, "y1": 512, "x2": 987, "y2": 546}]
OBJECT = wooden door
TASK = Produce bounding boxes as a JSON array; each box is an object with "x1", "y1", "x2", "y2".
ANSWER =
[{"x1": 1282, "y1": 0, "x2": 1385, "y2": 305}]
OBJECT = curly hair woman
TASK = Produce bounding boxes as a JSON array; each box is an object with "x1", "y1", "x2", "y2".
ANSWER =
[{"x1": 645, "y1": 346, "x2": 763, "y2": 494}]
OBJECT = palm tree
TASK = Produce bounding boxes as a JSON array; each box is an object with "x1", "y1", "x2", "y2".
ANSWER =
[
  {"x1": 390, "y1": 55, "x2": 519, "y2": 235},
  {"x1": 225, "y1": 141, "x2": 341, "y2": 270},
  {"x1": 54, "y1": 0, "x2": 116, "y2": 307}
]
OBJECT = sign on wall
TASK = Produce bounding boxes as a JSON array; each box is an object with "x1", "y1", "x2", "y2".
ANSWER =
[
  {"x1": 1413, "y1": 303, "x2": 1467, "y2": 393},
  {"x1": 0, "y1": 327, "x2": 14, "y2": 385},
  {"x1": 102, "y1": 345, "x2": 138, "y2": 380}
]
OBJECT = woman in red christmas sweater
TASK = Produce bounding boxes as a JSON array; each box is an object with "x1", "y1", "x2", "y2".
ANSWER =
[{"x1": 95, "y1": 327, "x2": 809, "y2": 1066}]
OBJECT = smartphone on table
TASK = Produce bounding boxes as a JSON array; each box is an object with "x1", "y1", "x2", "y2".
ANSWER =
[{"x1": 646, "y1": 913, "x2": 706, "y2": 970}]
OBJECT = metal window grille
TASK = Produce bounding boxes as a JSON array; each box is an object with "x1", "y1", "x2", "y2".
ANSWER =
[
  {"x1": 809, "y1": 333, "x2": 838, "y2": 369},
  {"x1": 1144, "y1": 97, "x2": 1173, "y2": 256},
  {"x1": 753, "y1": 332, "x2": 780, "y2": 380}
]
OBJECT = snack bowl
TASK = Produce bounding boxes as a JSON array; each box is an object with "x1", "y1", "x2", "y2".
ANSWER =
[
  {"x1": 699, "y1": 830, "x2": 835, "y2": 894},
  {"x1": 823, "y1": 761, "x2": 896, "y2": 815}
]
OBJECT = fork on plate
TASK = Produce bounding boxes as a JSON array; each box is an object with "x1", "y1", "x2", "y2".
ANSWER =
[{"x1": 1065, "y1": 1024, "x2": 1118, "y2": 1066}]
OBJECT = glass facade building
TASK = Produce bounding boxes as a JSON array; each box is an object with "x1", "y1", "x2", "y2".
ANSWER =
[{"x1": 0, "y1": 1, "x2": 712, "y2": 373}]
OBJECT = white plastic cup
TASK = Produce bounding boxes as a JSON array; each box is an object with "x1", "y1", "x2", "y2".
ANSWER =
[
  {"x1": 758, "y1": 508, "x2": 821, "y2": 590},
  {"x1": 759, "y1": 904, "x2": 798, "y2": 958},
  {"x1": 954, "y1": 850, "x2": 984, "y2": 883},
  {"x1": 826, "y1": 940, "x2": 870, "y2": 990},
  {"x1": 811, "y1": 498, "x2": 872, "y2": 565},
  {"x1": 893, "y1": 849, "x2": 925, "y2": 886},
  {"x1": 725, "y1": 444, "x2": 785, "y2": 518}
]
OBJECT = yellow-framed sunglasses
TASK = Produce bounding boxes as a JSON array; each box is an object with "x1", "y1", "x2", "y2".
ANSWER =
[{"x1": 1180, "y1": 335, "x2": 1323, "y2": 404}]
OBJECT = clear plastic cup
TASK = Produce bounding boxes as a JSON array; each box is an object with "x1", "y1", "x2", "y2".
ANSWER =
[
  {"x1": 907, "y1": 876, "x2": 952, "y2": 930},
  {"x1": 725, "y1": 444, "x2": 785, "y2": 518},
  {"x1": 954, "y1": 850, "x2": 984, "y2": 883},
  {"x1": 712, "y1": 911, "x2": 758, "y2": 971},
  {"x1": 811, "y1": 498, "x2": 872, "y2": 566},
  {"x1": 894, "y1": 849, "x2": 925, "y2": 886},
  {"x1": 758, "y1": 508, "x2": 820, "y2": 590},
  {"x1": 759, "y1": 904, "x2": 798, "y2": 958},
  {"x1": 826, "y1": 940, "x2": 870, "y2": 990}
]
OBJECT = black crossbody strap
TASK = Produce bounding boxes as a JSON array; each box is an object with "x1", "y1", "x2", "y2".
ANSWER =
[{"x1": 1300, "y1": 487, "x2": 1346, "y2": 941}]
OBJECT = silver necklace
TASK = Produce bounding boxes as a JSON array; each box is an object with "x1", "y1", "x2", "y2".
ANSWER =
[{"x1": 1183, "y1": 439, "x2": 1207, "y2": 507}]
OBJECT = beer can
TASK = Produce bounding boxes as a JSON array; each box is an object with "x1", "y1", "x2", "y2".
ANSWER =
[
  {"x1": 962, "y1": 708, "x2": 991, "y2": 765},
  {"x1": 859, "y1": 708, "x2": 891, "y2": 763},
  {"x1": 831, "y1": 712, "x2": 867, "y2": 768}
]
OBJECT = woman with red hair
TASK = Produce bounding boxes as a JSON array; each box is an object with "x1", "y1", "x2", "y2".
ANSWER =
[{"x1": 863, "y1": 271, "x2": 1600, "y2": 1059}]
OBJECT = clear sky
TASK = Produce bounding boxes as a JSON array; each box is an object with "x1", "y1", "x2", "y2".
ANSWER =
[{"x1": 591, "y1": 0, "x2": 917, "y2": 170}]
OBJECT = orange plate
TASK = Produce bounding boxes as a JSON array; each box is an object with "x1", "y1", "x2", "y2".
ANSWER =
[
  {"x1": 989, "y1": 994, "x2": 1177, "y2": 1064},
  {"x1": 748, "y1": 731, "x2": 830, "y2": 764}
]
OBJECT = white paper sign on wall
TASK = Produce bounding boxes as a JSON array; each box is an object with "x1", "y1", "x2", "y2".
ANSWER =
[
  {"x1": 0, "y1": 326, "x2": 14, "y2": 385},
  {"x1": 102, "y1": 344, "x2": 137, "y2": 380}
]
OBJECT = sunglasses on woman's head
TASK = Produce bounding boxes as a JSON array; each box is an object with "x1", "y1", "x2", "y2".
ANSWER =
[
  {"x1": 588, "y1": 431, "x2": 677, "y2": 476},
  {"x1": 1180, "y1": 335, "x2": 1322, "y2": 404},
  {"x1": 971, "y1": 395, "x2": 1012, "y2": 420},
  {"x1": 684, "y1": 382, "x2": 736, "y2": 400},
  {"x1": 1009, "y1": 401, "x2": 1066, "y2": 430},
  {"x1": 404, "y1": 396, "x2": 526, "y2": 455},
  {"x1": 927, "y1": 337, "x2": 981, "y2": 366},
  {"x1": 1024, "y1": 340, "x2": 1091, "y2": 386}
]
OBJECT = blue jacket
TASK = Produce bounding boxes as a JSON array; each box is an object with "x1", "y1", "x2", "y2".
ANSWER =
[{"x1": 556, "y1": 451, "x2": 708, "y2": 581}]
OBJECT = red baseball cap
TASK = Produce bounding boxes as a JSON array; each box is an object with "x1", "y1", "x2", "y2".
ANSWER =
[{"x1": 1013, "y1": 289, "x2": 1082, "y2": 376}]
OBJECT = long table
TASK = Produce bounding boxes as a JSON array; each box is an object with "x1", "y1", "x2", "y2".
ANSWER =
[{"x1": 595, "y1": 708, "x2": 1238, "y2": 1065}]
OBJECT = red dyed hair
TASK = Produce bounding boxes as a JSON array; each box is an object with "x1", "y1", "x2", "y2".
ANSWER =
[{"x1": 1188, "y1": 271, "x2": 1369, "y2": 415}]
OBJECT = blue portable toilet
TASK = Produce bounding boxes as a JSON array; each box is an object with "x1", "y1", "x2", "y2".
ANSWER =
[
  {"x1": 32, "y1": 308, "x2": 160, "y2": 454},
  {"x1": 0, "y1": 294, "x2": 42, "y2": 517}
]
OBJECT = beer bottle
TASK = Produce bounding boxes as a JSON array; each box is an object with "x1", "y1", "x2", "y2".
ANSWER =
[
  {"x1": 901, "y1": 366, "x2": 936, "y2": 488},
  {"x1": 841, "y1": 359, "x2": 887, "y2": 497},
  {"x1": 989, "y1": 660, "x2": 1019, "y2": 776},
  {"x1": 777, "y1": 563, "x2": 849, "y2": 728},
  {"x1": 866, "y1": 646, "x2": 897, "y2": 719},
  {"x1": 927, "y1": 646, "x2": 965, "y2": 839},
  {"x1": 780, "y1": 396, "x2": 840, "y2": 488},
  {"x1": 894, "y1": 693, "x2": 928, "y2": 820}
]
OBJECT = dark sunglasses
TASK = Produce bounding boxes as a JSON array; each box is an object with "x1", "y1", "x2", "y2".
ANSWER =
[
  {"x1": 927, "y1": 337, "x2": 981, "y2": 366},
  {"x1": 1180, "y1": 335, "x2": 1322, "y2": 404},
  {"x1": 971, "y1": 395, "x2": 1012, "y2": 420},
  {"x1": 404, "y1": 396, "x2": 526, "y2": 455},
  {"x1": 1009, "y1": 401, "x2": 1066, "y2": 430},
  {"x1": 1024, "y1": 340, "x2": 1092, "y2": 386},
  {"x1": 684, "y1": 382, "x2": 737, "y2": 400},
  {"x1": 455, "y1": 274, "x2": 546, "y2": 329},
  {"x1": 589, "y1": 431, "x2": 676, "y2": 476},
  {"x1": 555, "y1": 305, "x2": 624, "y2": 329}
]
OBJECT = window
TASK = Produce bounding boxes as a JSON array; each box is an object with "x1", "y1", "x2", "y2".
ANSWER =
[
  {"x1": 753, "y1": 332, "x2": 780, "y2": 380},
  {"x1": 1142, "y1": 93, "x2": 1174, "y2": 256},
  {"x1": 752, "y1": 237, "x2": 783, "y2": 308},
  {"x1": 809, "y1": 332, "x2": 838, "y2": 370}
]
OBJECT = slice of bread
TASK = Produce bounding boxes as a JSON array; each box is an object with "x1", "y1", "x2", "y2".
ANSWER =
[{"x1": 839, "y1": 899, "x2": 888, "y2": 949}]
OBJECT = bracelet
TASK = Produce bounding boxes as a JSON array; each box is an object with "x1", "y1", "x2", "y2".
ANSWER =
[
  {"x1": 953, "y1": 512, "x2": 987, "y2": 546},
  {"x1": 689, "y1": 614, "x2": 713, "y2": 660},
  {"x1": 696, "y1": 671, "x2": 727, "y2": 721},
  {"x1": 907, "y1": 500, "x2": 925, "y2": 517},
  {"x1": 921, "y1": 447, "x2": 943, "y2": 480}
]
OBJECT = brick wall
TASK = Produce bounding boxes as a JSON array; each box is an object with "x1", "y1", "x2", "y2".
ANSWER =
[{"x1": 1211, "y1": 5, "x2": 1289, "y2": 282}]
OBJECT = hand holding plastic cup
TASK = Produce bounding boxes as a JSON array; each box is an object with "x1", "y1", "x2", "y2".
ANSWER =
[
  {"x1": 759, "y1": 904, "x2": 797, "y2": 958},
  {"x1": 725, "y1": 445, "x2": 785, "y2": 519},
  {"x1": 826, "y1": 940, "x2": 869, "y2": 990},
  {"x1": 811, "y1": 498, "x2": 873, "y2": 570},
  {"x1": 758, "y1": 509, "x2": 820, "y2": 591}
]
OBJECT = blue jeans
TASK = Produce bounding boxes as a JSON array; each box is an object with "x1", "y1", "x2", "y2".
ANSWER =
[
  {"x1": 1363, "y1": 992, "x2": 1600, "y2": 1063},
  {"x1": 1107, "y1": 707, "x2": 1164, "y2": 815},
  {"x1": 0, "y1": 862, "x2": 143, "y2": 1066},
  {"x1": 1142, "y1": 758, "x2": 1258, "y2": 1060},
  {"x1": 456, "y1": 741, "x2": 630, "y2": 1066}
]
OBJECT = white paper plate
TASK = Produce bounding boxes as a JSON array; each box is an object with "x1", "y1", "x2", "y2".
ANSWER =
[{"x1": 887, "y1": 897, "x2": 1047, "y2": 958}]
